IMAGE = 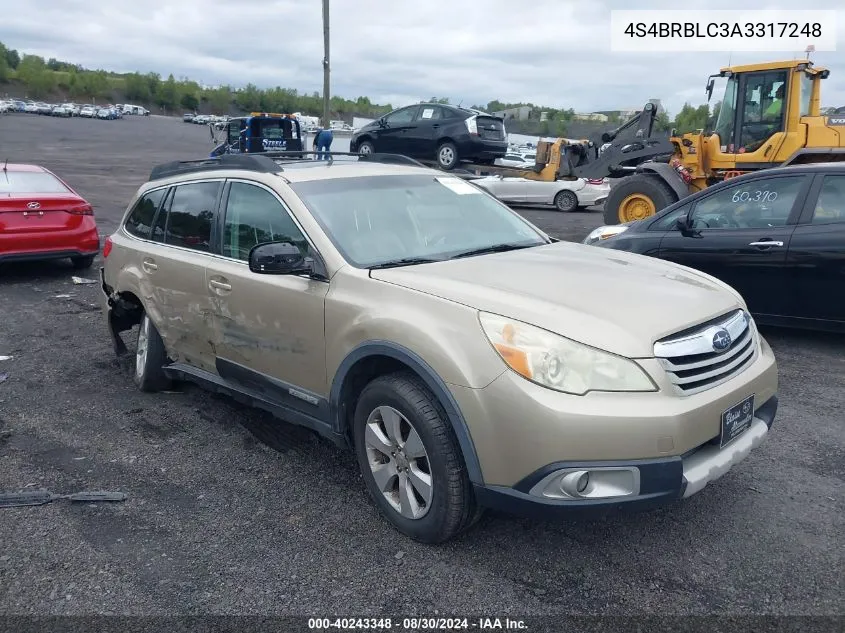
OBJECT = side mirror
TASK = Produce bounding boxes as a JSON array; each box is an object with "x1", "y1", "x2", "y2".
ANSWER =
[
  {"x1": 675, "y1": 215, "x2": 697, "y2": 237},
  {"x1": 706, "y1": 78, "x2": 715, "y2": 101},
  {"x1": 249, "y1": 242, "x2": 309, "y2": 275}
]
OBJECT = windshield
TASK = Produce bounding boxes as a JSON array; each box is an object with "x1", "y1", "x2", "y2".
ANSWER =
[
  {"x1": 290, "y1": 174, "x2": 549, "y2": 267},
  {"x1": 0, "y1": 171, "x2": 70, "y2": 194},
  {"x1": 713, "y1": 76, "x2": 738, "y2": 149}
]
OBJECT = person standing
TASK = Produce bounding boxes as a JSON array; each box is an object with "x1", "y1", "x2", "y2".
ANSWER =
[{"x1": 313, "y1": 126, "x2": 334, "y2": 160}]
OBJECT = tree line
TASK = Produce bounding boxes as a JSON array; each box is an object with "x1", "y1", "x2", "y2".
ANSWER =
[{"x1": 1, "y1": 40, "x2": 718, "y2": 131}]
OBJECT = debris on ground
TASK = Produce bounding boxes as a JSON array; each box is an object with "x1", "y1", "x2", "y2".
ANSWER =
[
  {"x1": 0, "y1": 490, "x2": 128, "y2": 508},
  {"x1": 0, "y1": 373, "x2": 8, "y2": 384},
  {"x1": 71, "y1": 276, "x2": 97, "y2": 285},
  {"x1": 0, "y1": 355, "x2": 11, "y2": 361},
  {"x1": 53, "y1": 294, "x2": 73, "y2": 299}
]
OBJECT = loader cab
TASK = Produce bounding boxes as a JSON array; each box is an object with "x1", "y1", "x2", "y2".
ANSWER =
[
  {"x1": 706, "y1": 60, "x2": 826, "y2": 170},
  {"x1": 211, "y1": 113, "x2": 303, "y2": 157}
]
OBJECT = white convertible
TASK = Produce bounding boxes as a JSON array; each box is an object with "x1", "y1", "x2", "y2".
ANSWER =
[{"x1": 473, "y1": 175, "x2": 611, "y2": 212}]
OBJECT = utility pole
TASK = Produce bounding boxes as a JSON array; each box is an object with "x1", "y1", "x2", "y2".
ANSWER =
[{"x1": 322, "y1": 0, "x2": 330, "y2": 129}]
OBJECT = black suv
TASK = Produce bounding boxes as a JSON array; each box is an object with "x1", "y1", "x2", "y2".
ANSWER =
[{"x1": 350, "y1": 103, "x2": 508, "y2": 170}]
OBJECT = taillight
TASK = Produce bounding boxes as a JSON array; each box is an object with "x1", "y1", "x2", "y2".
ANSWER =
[
  {"x1": 465, "y1": 116, "x2": 478, "y2": 135},
  {"x1": 586, "y1": 179, "x2": 605, "y2": 185},
  {"x1": 67, "y1": 203, "x2": 94, "y2": 215},
  {"x1": 103, "y1": 236, "x2": 113, "y2": 258}
]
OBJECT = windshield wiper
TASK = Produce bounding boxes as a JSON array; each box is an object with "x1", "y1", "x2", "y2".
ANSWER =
[
  {"x1": 368, "y1": 257, "x2": 441, "y2": 270},
  {"x1": 448, "y1": 242, "x2": 540, "y2": 260}
]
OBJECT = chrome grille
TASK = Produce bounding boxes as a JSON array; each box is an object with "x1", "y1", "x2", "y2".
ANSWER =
[{"x1": 653, "y1": 309, "x2": 758, "y2": 395}]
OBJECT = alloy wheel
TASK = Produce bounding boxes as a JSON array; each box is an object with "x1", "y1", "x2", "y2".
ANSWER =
[{"x1": 364, "y1": 405, "x2": 433, "y2": 519}]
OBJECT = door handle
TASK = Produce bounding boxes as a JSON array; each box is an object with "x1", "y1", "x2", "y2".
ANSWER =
[
  {"x1": 748, "y1": 241, "x2": 784, "y2": 247},
  {"x1": 431, "y1": 124, "x2": 440, "y2": 128},
  {"x1": 141, "y1": 258, "x2": 158, "y2": 273},
  {"x1": 209, "y1": 278, "x2": 232, "y2": 292}
]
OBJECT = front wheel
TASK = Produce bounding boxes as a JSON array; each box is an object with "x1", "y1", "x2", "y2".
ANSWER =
[
  {"x1": 353, "y1": 372, "x2": 481, "y2": 543},
  {"x1": 357, "y1": 140, "x2": 375, "y2": 155},
  {"x1": 603, "y1": 173, "x2": 678, "y2": 224}
]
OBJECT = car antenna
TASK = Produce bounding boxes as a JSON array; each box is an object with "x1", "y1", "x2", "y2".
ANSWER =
[{"x1": 2, "y1": 158, "x2": 7, "y2": 172}]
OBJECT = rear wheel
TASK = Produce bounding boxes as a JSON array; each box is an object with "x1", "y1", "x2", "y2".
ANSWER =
[
  {"x1": 71, "y1": 254, "x2": 96, "y2": 269},
  {"x1": 603, "y1": 173, "x2": 679, "y2": 225},
  {"x1": 553, "y1": 189, "x2": 579, "y2": 212},
  {"x1": 134, "y1": 312, "x2": 171, "y2": 392},
  {"x1": 353, "y1": 371, "x2": 481, "y2": 543},
  {"x1": 436, "y1": 142, "x2": 459, "y2": 170}
]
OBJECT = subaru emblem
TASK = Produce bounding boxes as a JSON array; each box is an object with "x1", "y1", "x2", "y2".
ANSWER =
[
  {"x1": 27, "y1": 201, "x2": 41, "y2": 209},
  {"x1": 712, "y1": 328, "x2": 732, "y2": 353}
]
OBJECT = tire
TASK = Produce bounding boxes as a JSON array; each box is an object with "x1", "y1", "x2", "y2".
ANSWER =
[
  {"x1": 353, "y1": 371, "x2": 481, "y2": 543},
  {"x1": 357, "y1": 140, "x2": 375, "y2": 155},
  {"x1": 71, "y1": 254, "x2": 96, "y2": 269},
  {"x1": 603, "y1": 173, "x2": 678, "y2": 225},
  {"x1": 133, "y1": 312, "x2": 171, "y2": 392},
  {"x1": 553, "y1": 189, "x2": 579, "y2": 212},
  {"x1": 436, "y1": 142, "x2": 459, "y2": 170}
]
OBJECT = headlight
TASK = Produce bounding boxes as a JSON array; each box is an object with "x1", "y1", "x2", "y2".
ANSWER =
[
  {"x1": 478, "y1": 312, "x2": 657, "y2": 395},
  {"x1": 583, "y1": 225, "x2": 628, "y2": 245}
]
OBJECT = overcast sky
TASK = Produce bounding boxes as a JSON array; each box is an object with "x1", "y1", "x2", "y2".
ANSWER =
[{"x1": 2, "y1": 0, "x2": 844, "y2": 115}]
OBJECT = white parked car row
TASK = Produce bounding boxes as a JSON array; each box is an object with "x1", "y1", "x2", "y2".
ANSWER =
[
  {"x1": 185, "y1": 113, "x2": 230, "y2": 127},
  {"x1": 1, "y1": 100, "x2": 150, "y2": 119}
]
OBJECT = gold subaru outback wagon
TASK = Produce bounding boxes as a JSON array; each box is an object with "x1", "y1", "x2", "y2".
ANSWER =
[{"x1": 99, "y1": 152, "x2": 779, "y2": 543}]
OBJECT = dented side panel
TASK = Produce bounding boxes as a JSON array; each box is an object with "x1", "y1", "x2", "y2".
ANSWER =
[
  {"x1": 104, "y1": 229, "x2": 217, "y2": 372},
  {"x1": 203, "y1": 256, "x2": 330, "y2": 396}
]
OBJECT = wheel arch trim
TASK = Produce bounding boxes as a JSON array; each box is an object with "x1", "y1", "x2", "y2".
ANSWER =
[
  {"x1": 329, "y1": 340, "x2": 485, "y2": 485},
  {"x1": 637, "y1": 162, "x2": 690, "y2": 201}
]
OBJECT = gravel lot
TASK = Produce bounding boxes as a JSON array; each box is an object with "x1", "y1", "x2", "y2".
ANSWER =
[{"x1": 0, "y1": 114, "x2": 843, "y2": 621}]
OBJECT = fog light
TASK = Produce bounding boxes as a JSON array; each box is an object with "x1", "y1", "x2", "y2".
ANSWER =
[
  {"x1": 577, "y1": 472, "x2": 590, "y2": 493},
  {"x1": 530, "y1": 466, "x2": 641, "y2": 500},
  {"x1": 560, "y1": 470, "x2": 592, "y2": 497}
]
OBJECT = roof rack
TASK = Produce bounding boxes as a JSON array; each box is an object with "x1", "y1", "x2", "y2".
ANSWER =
[
  {"x1": 258, "y1": 150, "x2": 427, "y2": 167},
  {"x1": 148, "y1": 154, "x2": 284, "y2": 181}
]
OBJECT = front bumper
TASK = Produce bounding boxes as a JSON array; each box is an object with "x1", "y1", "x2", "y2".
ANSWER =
[{"x1": 475, "y1": 395, "x2": 777, "y2": 518}]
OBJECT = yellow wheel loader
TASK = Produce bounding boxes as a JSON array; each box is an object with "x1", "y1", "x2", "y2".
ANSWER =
[
  {"x1": 589, "y1": 59, "x2": 845, "y2": 225},
  {"x1": 456, "y1": 59, "x2": 845, "y2": 224}
]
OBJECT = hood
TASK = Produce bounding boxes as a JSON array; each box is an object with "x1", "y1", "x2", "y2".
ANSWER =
[{"x1": 370, "y1": 242, "x2": 744, "y2": 358}]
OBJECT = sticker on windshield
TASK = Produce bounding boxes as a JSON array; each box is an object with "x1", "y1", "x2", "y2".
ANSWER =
[
  {"x1": 421, "y1": 108, "x2": 434, "y2": 119},
  {"x1": 435, "y1": 177, "x2": 481, "y2": 195}
]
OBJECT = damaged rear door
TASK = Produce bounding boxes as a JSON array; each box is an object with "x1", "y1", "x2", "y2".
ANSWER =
[
  {"x1": 139, "y1": 180, "x2": 223, "y2": 372},
  {"x1": 206, "y1": 179, "x2": 330, "y2": 420}
]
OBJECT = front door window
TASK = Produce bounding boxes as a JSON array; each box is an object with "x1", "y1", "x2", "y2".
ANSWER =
[{"x1": 689, "y1": 175, "x2": 804, "y2": 229}]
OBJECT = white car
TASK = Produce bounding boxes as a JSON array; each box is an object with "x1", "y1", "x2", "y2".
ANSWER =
[
  {"x1": 79, "y1": 106, "x2": 96, "y2": 118},
  {"x1": 473, "y1": 175, "x2": 611, "y2": 212},
  {"x1": 495, "y1": 152, "x2": 536, "y2": 167},
  {"x1": 51, "y1": 105, "x2": 71, "y2": 117},
  {"x1": 0, "y1": 101, "x2": 10, "y2": 113},
  {"x1": 24, "y1": 102, "x2": 39, "y2": 114}
]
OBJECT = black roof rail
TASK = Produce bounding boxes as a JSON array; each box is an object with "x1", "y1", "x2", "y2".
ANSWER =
[
  {"x1": 148, "y1": 154, "x2": 284, "y2": 181},
  {"x1": 258, "y1": 150, "x2": 428, "y2": 168}
]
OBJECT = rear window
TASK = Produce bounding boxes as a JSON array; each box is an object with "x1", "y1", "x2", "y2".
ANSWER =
[
  {"x1": 0, "y1": 171, "x2": 71, "y2": 194},
  {"x1": 125, "y1": 188, "x2": 167, "y2": 240}
]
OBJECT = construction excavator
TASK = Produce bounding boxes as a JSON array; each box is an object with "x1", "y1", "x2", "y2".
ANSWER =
[{"x1": 460, "y1": 58, "x2": 845, "y2": 225}]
